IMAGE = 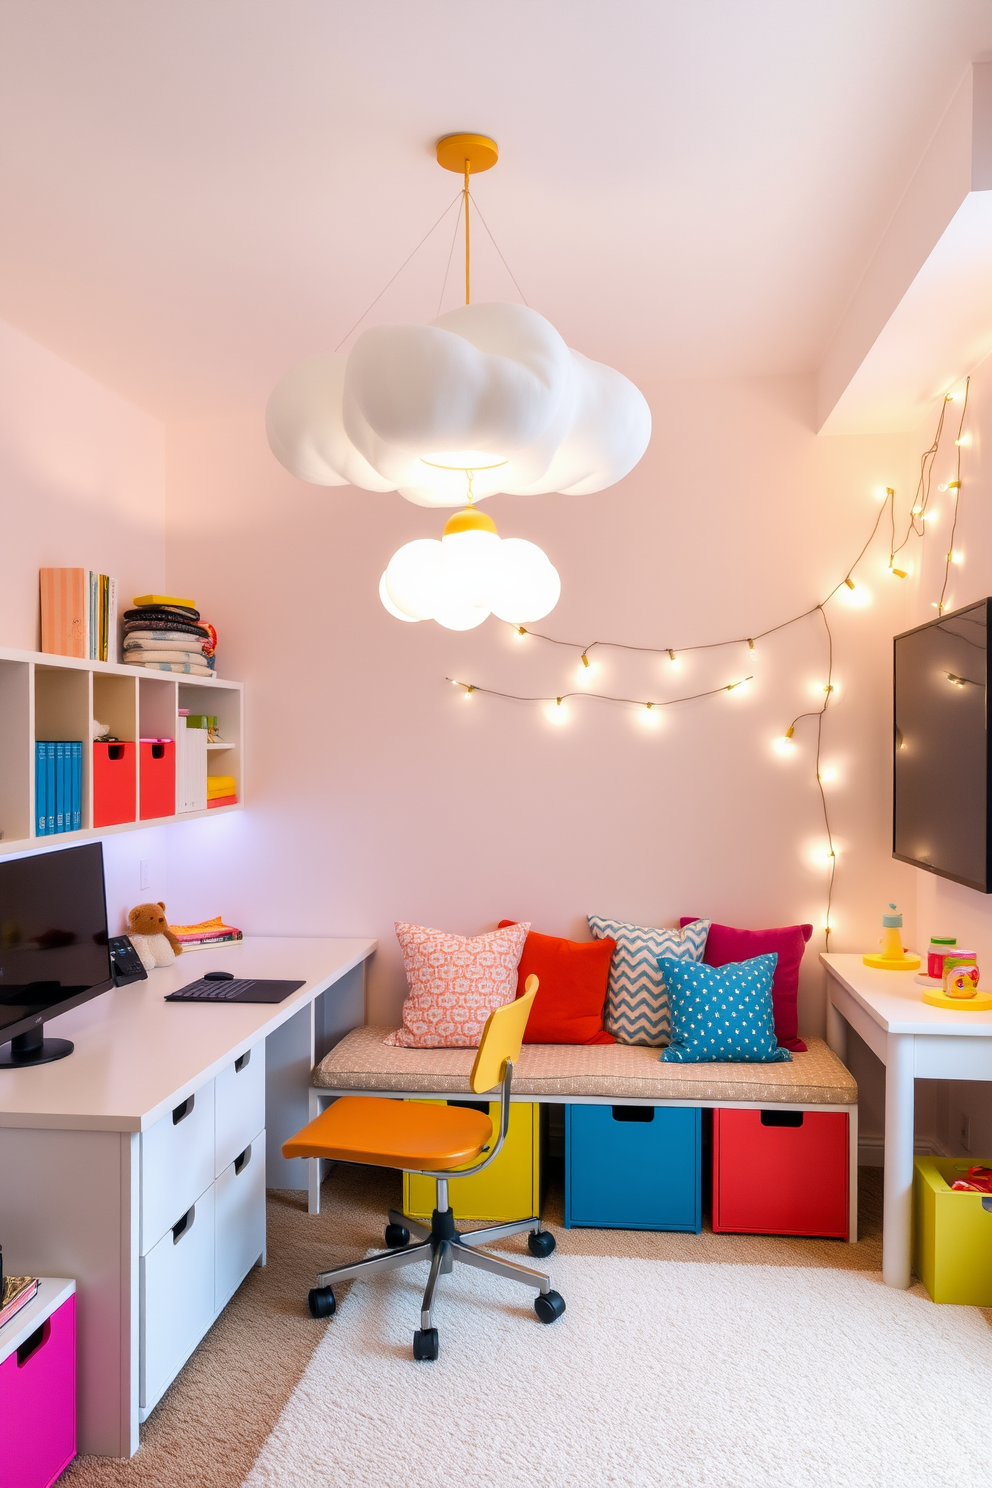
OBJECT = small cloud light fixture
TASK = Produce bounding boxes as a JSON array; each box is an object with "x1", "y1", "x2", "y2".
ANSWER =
[{"x1": 380, "y1": 504, "x2": 560, "y2": 630}]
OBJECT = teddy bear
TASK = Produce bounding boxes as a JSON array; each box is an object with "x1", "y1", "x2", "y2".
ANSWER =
[{"x1": 127, "y1": 902, "x2": 183, "y2": 973}]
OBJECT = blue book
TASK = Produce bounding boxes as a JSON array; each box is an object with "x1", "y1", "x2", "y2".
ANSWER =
[
  {"x1": 46, "y1": 742, "x2": 56, "y2": 835},
  {"x1": 36, "y1": 741, "x2": 48, "y2": 836},
  {"x1": 71, "y1": 741, "x2": 82, "y2": 830},
  {"x1": 55, "y1": 741, "x2": 66, "y2": 832}
]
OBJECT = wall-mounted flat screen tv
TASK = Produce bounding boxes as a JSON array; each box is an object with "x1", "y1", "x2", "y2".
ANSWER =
[{"x1": 893, "y1": 598, "x2": 990, "y2": 892}]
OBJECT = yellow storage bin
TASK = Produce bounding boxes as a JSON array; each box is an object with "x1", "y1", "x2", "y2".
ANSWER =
[
  {"x1": 913, "y1": 1156, "x2": 992, "y2": 1305},
  {"x1": 403, "y1": 1099, "x2": 543, "y2": 1223}
]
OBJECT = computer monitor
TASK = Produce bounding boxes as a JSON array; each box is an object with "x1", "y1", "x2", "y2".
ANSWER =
[{"x1": 0, "y1": 841, "x2": 113, "y2": 1067}]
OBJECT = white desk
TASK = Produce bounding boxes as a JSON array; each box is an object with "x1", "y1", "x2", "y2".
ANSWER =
[
  {"x1": 821, "y1": 951, "x2": 992, "y2": 1290},
  {"x1": 0, "y1": 936, "x2": 376, "y2": 1457}
]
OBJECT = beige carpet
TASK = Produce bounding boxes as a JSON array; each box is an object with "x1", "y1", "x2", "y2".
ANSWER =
[
  {"x1": 243, "y1": 1253, "x2": 992, "y2": 1488},
  {"x1": 65, "y1": 1165, "x2": 891, "y2": 1488}
]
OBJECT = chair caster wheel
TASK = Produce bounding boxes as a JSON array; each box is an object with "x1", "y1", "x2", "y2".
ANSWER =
[
  {"x1": 413, "y1": 1327, "x2": 439, "y2": 1361},
  {"x1": 528, "y1": 1229, "x2": 556, "y2": 1258},
  {"x1": 308, "y1": 1286, "x2": 336, "y2": 1319},
  {"x1": 385, "y1": 1223, "x2": 410, "y2": 1248},
  {"x1": 534, "y1": 1290, "x2": 566, "y2": 1324}
]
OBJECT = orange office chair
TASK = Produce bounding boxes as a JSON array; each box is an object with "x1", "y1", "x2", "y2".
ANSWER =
[{"x1": 282, "y1": 977, "x2": 565, "y2": 1360}]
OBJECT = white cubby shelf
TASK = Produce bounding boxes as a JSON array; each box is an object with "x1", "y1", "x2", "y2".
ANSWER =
[{"x1": 0, "y1": 645, "x2": 244, "y2": 854}]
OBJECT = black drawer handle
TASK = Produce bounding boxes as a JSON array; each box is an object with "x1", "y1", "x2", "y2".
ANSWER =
[
  {"x1": 235, "y1": 1050, "x2": 251, "y2": 1074},
  {"x1": 172, "y1": 1204, "x2": 195, "y2": 1243},
  {"x1": 108, "y1": 744, "x2": 125, "y2": 761},
  {"x1": 760, "y1": 1109, "x2": 804, "y2": 1128},
  {"x1": 448, "y1": 1099, "x2": 488, "y2": 1114},
  {"x1": 172, "y1": 1094, "x2": 195, "y2": 1125},
  {"x1": 234, "y1": 1144, "x2": 252, "y2": 1176},
  {"x1": 17, "y1": 1320, "x2": 50, "y2": 1367},
  {"x1": 612, "y1": 1105, "x2": 654, "y2": 1123},
  {"x1": 151, "y1": 743, "x2": 165, "y2": 760}
]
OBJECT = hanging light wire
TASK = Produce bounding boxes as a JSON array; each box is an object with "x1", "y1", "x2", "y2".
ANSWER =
[
  {"x1": 446, "y1": 676, "x2": 753, "y2": 708},
  {"x1": 333, "y1": 191, "x2": 463, "y2": 351}
]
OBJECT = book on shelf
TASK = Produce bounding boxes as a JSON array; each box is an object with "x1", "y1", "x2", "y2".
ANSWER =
[
  {"x1": 40, "y1": 567, "x2": 118, "y2": 662},
  {"x1": 36, "y1": 740, "x2": 83, "y2": 837},
  {"x1": 180, "y1": 934, "x2": 244, "y2": 952},
  {"x1": 171, "y1": 917, "x2": 243, "y2": 949},
  {"x1": 0, "y1": 1276, "x2": 39, "y2": 1331}
]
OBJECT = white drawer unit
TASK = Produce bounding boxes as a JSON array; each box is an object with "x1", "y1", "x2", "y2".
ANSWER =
[
  {"x1": 140, "y1": 1183, "x2": 216, "y2": 1415},
  {"x1": 141, "y1": 1081, "x2": 216, "y2": 1254},
  {"x1": 215, "y1": 1045, "x2": 265, "y2": 1178},
  {"x1": 215, "y1": 1131, "x2": 266, "y2": 1312}
]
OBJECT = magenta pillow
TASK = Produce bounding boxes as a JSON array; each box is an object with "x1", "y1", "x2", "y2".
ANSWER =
[{"x1": 679, "y1": 918, "x2": 811, "y2": 1051}]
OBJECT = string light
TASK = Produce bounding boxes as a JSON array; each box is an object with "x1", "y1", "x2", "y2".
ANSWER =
[
  {"x1": 447, "y1": 675, "x2": 754, "y2": 716},
  {"x1": 448, "y1": 385, "x2": 969, "y2": 950}
]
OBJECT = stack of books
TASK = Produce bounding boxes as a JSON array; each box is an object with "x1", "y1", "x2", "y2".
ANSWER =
[
  {"x1": 40, "y1": 568, "x2": 118, "y2": 662},
  {"x1": 0, "y1": 1275, "x2": 39, "y2": 1331},
  {"x1": 207, "y1": 774, "x2": 237, "y2": 809},
  {"x1": 170, "y1": 917, "x2": 244, "y2": 953},
  {"x1": 176, "y1": 725, "x2": 207, "y2": 813},
  {"x1": 36, "y1": 741, "x2": 82, "y2": 835}
]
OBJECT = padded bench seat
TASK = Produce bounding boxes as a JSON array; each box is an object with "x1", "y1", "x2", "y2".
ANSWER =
[{"x1": 313, "y1": 1026, "x2": 857, "y2": 1107}]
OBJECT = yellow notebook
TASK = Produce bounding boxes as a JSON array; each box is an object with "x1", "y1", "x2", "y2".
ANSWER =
[{"x1": 132, "y1": 594, "x2": 195, "y2": 609}]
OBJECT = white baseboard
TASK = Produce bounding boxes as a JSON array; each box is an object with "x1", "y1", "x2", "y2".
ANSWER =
[{"x1": 858, "y1": 1135, "x2": 952, "y2": 1166}]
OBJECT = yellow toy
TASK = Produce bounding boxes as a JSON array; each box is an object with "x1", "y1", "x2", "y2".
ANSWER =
[
  {"x1": 921, "y1": 966, "x2": 992, "y2": 1010},
  {"x1": 863, "y1": 903, "x2": 920, "y2": 971}
]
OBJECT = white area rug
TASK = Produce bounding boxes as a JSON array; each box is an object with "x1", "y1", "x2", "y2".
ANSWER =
[{"x1": 243, "y1": 1255, "x2": 992, "y2": 1488}]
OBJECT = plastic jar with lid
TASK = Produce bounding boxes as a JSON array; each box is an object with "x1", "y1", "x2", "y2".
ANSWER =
[{"x1": 928, "y1": 937, "x2": 957, "y2": 980}]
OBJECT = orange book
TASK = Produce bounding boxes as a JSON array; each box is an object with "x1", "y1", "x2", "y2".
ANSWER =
[{"x1": 40, "y1": 568, "x2": 89, "y2": 658}]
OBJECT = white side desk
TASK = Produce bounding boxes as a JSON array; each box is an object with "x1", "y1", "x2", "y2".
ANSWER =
[
  {"x1": 0, "y1": 936, "x2": 376, "y2": 1458},
  {"x1": 821, "y1": 951, "x2": 992, "y2": 1290}
]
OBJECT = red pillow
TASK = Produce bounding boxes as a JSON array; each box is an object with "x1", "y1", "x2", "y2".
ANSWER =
[
  {"x1": 680, "y1": 918, "x2": 811, "y2": 1052},
  {"x1": 498, "y1": 922, "x2": 615, "y2": 1044}
]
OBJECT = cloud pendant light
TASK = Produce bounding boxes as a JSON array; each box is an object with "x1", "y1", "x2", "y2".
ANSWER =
[
  {"x1": 380, "y1": 504, "x2": 561, "y2": 630},
  {"x1": 266, "y1": 135, "x2": 652, "y2": 509}
]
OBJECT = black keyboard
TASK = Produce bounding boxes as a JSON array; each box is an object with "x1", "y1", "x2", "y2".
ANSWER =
[{"x1": 165, "y1": 978, "x2": 305, "y2": 1004}]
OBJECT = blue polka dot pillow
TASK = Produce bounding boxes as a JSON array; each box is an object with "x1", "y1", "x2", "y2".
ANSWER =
[{"x1": 657, "y1": 953, "x2": 792, "y2": 1064}]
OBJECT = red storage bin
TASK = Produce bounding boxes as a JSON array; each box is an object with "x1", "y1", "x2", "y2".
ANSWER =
[
  {"x1": 92, "y1": 741, "x2": 136, "y2": 827},
  {"x1": 139, "y1": 739, "x2": 175, "y2": 819},
  {"x1": 712, "y1": 1108, "x2": 849, "y2": 1237},
  {"x1": 0, "y1": 1293, "x2": 76, "y2": 1488}
]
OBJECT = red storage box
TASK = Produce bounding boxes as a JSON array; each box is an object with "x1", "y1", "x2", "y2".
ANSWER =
[
  {"x1": 139, "y1": 739, "x2": 175, "y2": 819},
  {"x1": 0, "y1": 1291, "x2": 76, "y2": 1488},
  {"x1": 92, "y1": 741, "x2": 136, "y2": 827},
  {"x1": 712, "y1": 1108, "x2": 849, "y2": 1237}
]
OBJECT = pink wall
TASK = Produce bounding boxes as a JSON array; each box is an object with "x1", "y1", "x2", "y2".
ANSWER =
[
  {"x1": 162, "y1": 372, "x2": 918, "y2": 1043},
  {"x1": 0, "y1": 315, "x2": 168, "y2": 920},
  {"x1": 908, "y1": 356, "x2": 992, "y2": 1157}
]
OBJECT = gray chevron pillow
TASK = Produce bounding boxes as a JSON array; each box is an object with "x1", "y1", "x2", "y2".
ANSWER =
[{"x1": 587, "y1": 915, "x2": 711, "y2": 1046}]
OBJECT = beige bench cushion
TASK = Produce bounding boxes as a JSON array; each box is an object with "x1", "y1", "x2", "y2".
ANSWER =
[{"x1": 313, "y1": 1027, "x2": 857, "y2": 1106}]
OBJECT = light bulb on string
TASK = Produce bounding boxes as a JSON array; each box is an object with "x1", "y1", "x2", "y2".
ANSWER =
[
  {"x1": 545, "y1": 697, "x2": 568, "y2": 727},
  {"x1": 773, "y1": 725, "x2": 796, "y2": 758},
  {"x1": 576, "y1": 651, "x2": 598, "y2": 685},
  {"x1": 666, "y1": 649, "x2": 681, "y2": 669},
  {"x1": 637, "y1": 701, "x2": 662, "y2": 730}
]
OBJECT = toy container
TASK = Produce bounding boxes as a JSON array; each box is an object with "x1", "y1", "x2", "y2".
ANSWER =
[{"x1": 914, "y1": 1156, "x2": 992, "y2": 1304}]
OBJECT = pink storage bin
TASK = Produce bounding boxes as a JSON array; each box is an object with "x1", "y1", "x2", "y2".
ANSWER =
[{"x1": 0, "y1": 1292, "x2": 76, "y2": 1488}]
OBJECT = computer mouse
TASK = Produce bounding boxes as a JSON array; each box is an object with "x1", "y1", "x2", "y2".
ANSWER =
[{"x1": 204, "y1": 970, "x2": 235, "y2": 981}]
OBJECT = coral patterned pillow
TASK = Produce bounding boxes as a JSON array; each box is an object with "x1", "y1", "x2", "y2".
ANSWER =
[{"x1": 386, "y1": 921, "x2": 530, "y2": 1048}]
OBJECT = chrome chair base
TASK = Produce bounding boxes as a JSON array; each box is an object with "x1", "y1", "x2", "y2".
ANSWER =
[{"x1": 310, "y1": 1204, "x2": 565, "y2": 1357}]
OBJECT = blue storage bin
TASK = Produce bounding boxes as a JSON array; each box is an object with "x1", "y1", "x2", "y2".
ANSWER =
[{"x1": 565, "y1": 1104, "x2": 702, "y2": 1231}]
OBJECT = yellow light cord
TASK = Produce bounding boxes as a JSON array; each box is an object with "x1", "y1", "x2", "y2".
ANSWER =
[{"x1": 464, "y1": 161, "x2": 471, "y2": 306}]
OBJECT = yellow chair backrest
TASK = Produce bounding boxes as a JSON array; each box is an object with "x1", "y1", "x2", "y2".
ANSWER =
[{"x1": 469, "y1": 976, "x2": 537, "y2": 1094}]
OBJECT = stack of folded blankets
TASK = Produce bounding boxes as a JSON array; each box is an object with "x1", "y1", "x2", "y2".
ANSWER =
[{"x1": 122, "y1": 595, "x2": 217, "y2": 676}]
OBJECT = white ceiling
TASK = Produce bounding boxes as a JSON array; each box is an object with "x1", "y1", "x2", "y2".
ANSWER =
[{"x1": 0, "y1": 1, "x2": 991, "y2": 420}]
